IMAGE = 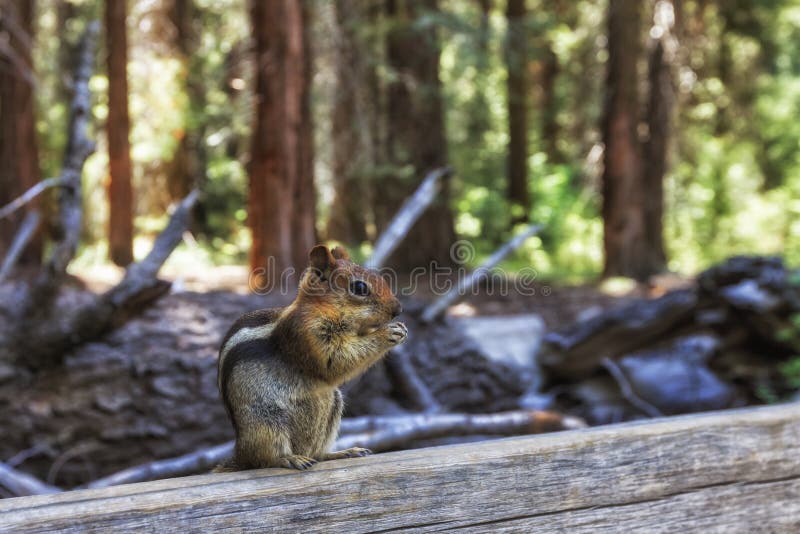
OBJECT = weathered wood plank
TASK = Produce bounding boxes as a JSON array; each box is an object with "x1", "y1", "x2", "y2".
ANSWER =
[{"x1": 1, "y1": 404, "x2": 799, "y2": 532}]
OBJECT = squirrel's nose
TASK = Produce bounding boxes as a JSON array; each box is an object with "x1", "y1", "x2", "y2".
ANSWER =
[{"x1": 391, "y1": 301, "x2": 402, "y2": 318}]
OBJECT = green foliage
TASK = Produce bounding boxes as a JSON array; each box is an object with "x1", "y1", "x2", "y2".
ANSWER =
[{"x1": 27, "y1": 0, "x2": 800, "y2": 274}]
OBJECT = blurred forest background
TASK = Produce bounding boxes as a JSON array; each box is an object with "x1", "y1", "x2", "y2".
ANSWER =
[
  {"x1": 2, "y1": 0, "x2": 800, "y2": 495},
  {"x1": 2, "y1": 0, "x2": 798, "y2": 283}
]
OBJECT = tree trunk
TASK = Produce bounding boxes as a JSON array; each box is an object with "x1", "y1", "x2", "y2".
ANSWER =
[
  {"x1": 248, "y1": 0, "x2": 316, "y2": 281},
  {"x1": 0, "y1": 0, "x2": 42, "y2": 266},
  {"x1": 105, "y1": 0, "x2": 134, "y2": 266},
  {"x1": 166, "y1": 0, "x2": 196, "y2": 203},
  {"x1": 382, "y1": 0, "x2": 455, "y2": 270},
  {"x1": 601, "y1": 0, "x2": 651, "y2": 280},
  {"x1": 326, "y1": 0, "x2": 373, "y2": 246},
  {"x1": 505, "y1": 0, "x2": 529, "y2": 224},
  {"x1": 642, "y1": 0, "x2": 676, "y2": 275},
  {"x1": 539, "y1": 46, "x2": 561, "y2": 164}
]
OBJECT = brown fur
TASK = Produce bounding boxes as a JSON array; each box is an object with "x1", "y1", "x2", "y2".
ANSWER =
[{"x1": 215, "y1": 245, "x2": 405, "y2": 471}]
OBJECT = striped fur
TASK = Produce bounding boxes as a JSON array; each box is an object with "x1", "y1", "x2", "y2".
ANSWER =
[{"x1": 216, "y1": 245, "x2": 406, "y2": 471}]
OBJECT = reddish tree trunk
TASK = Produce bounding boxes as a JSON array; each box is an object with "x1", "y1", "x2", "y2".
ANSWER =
[
  {"x1": 0, "y1": 0, "x2": 42, "y2": 265},
  {"x1": 601, "y1": 0, "x2": 652, "y2": 280},
  {"x1": 105, "y1": 0, "x2": 134, "y2": 266},
  {"x1": 382, "y1": 0, "x2": 455, "y2": 270},
  {"x1": 505, "y1": 0, "x2": 529, "y2": 224},
  {"x1": 248, "y1": 0, "x2": 316, "y2": 282}
]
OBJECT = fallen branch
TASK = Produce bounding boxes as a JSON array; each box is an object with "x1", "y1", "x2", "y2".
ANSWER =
[
  {"x1": 0, "y1": 177, "x2": 62, "y2": 221},
  {"x1": 5, "y1": 190, "x2": 200, "y2": 368},
  {"x1": 86, "y1": 442, "x2": 233, "y2": 490},
  {"x1": 386, "y1": 346, "x2": 441, "y2": 413},
  {"x1": 421, "y1": 223, "x2": 542, "y2": 323},
  {"x1": 82, "y1": 410, "x2": 585, "y2": 489},
  {"x1": 104, "y1": 189, "x2": 199, "y2": 309},
  {"x1": 365, "y1": 167, "x2": 451, "y2": 269},
  {"x1": 602, "y1": 357, "x2": 664, "y2": 418},
  {"x1": 0, "y1": 210, "x2": 40, "y2": 284},
  {"x1": 0, "y1": 462, "x2": 62, "y2": 497},
  {"x1": 335, "y1": 410, "x2": 586, "y2": 451}
]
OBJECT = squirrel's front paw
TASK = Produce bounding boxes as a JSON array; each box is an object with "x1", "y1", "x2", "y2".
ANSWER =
[{"x1": 386, "y1": 322, "x2": 408, "y2": 345}]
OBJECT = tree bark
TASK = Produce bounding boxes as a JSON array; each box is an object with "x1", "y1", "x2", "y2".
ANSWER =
[
  {"x1": 540, "y1": 46, "x2": 561, "y2": 164},
  {"x1": 326, "y1": 0, "x2": 373, "y2": 245},
  {"x1": 249, "y1": 0, "x2": 316, "y2": 281},
  {"x1": 505, "y1": 0, "x2": 529, "y2": 224},
  {"x1": 166, "y1": 0, "x2": 199, "y2": 203},
  {"x1": 105, "y1": 0, "x2": 134, "y2": 266},
  {"x1": 0, "y1": 0, "x2": 42, "y2": 266},
  {"x1": 381, "y1": 0, "x2": 455, "y2": 270},
  {"x1": 642, "y1": 1, "x2": 675, "y2": 275},
  {"x1": 601, "y1": 0, "x2": 652, "y2": 280}
]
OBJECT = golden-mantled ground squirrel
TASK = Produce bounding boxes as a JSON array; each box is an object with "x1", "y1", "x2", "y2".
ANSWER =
[{"x1": 215, "y1": 245, "x2": 406, "y2": 470}]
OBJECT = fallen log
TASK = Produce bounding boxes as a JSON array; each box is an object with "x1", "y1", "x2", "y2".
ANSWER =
[
  {"x1": 364, "y1": 167, "x2": 451, "y2": 270},
  {"x1": 420, "y1": 223, "x2": 542, "y2": 323},
  {"x1": 2, "y1": 405, "x2": 797, "y2": 532},
  {"x1": 539, "y1": 289, "x2": 699, "y2": 380}
]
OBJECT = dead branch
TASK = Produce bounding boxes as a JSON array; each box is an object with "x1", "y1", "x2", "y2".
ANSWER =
[
  {"x1": 104, "y1": 190, "x2": 199, "y2": 308},
  {"x1": 334, "y1": 410, "x2": 586, "y2": 452},
  {"x1": 601, "y1": 357, "x2": 664, "y2": 418},
  {"x1": 20, "y1": 22, "x2": 98, "y2": 317},
  {"x1": 78, "y1": 410, "x2": 584, "y2": 489},
  {"x1": 421, "y1": 223, "x2": 542, "y2": 323},
  {"x1": 0, "y1": 177, "x2": 62, "y2": 221},
  {"x1": 386, "y1": 346, "x2": 441, "y2": 413},
  {"x1": 4, "y1": 190, "x2": 200, "y2": 368},
  {"x1": 86, "y1": 442, "x2": 234, "y2": 490},
  {"x1": 0, "y1": 462, "x2": 62, "y2": 497},
  {"x1": 0, "y1": 210, "x2": 40, "y2": 284},
  {"x1": 365, "y1": 167, "x2": 451, "y2": 269}
]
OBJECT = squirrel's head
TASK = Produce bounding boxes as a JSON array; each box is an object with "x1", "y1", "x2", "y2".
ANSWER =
[{"x1": 296, "y1": 244, "x2": 402, "y2": 335}]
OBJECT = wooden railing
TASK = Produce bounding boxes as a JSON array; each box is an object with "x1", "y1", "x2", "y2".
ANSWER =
[{"x1": 1, "y1": 404, "x2": 799, "y2": 532}]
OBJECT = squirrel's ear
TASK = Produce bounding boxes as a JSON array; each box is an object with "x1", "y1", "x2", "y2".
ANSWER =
[
  {"x1": 309, "y1": 245, "x2": 336, "y2": 280},
  {"x1": 331, "y1": 246, "x2": 350, "y2": 261}
]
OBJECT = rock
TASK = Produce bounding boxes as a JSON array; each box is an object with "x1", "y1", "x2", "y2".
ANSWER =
[
  {"x1": 616, "y1": 335, "x2": 736, "y2": 415},
  {"x1": 720, "y1": 279, "x2": 781, "y2": 313},
  {"x1": 451, "y1": 314, "x2": 545, "y2": 368}
]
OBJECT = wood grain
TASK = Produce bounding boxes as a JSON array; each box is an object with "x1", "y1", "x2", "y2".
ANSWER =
[{"x1": 1, "y1": 404, "x2": 799, "y2": 532}]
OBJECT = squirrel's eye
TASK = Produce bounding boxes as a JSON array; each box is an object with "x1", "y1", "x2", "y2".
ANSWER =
[{"x1": 349, "y1": 280, "x2": 370, "y2": 297}]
